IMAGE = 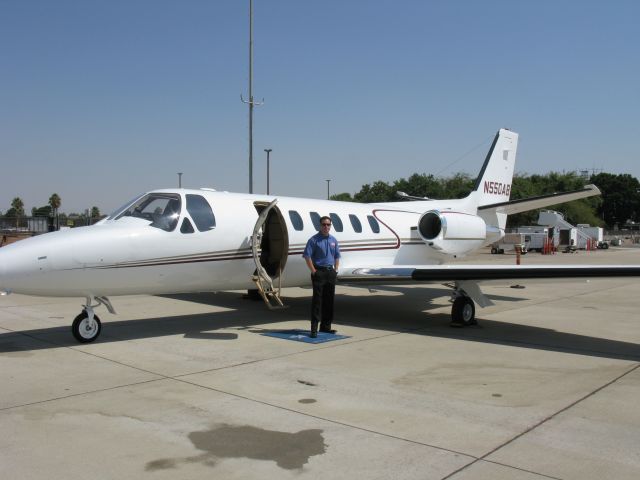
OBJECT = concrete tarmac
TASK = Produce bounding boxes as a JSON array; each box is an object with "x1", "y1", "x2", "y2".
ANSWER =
[{"x1": 1, "y1": 248, "x2": 639, "y2": 479}]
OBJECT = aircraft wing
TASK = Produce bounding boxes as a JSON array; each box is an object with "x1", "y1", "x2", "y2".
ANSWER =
[
  {"x1": 479, "y1": 184, "x2": 600, "y2": 215},
  {"x1": 339, "y1": 264, "x2": 640, "y2": 284}
]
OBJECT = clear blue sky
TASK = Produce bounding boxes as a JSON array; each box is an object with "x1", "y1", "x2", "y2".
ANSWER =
[{"x1": 2, "y1": 0, "x2": 639, "y2": 214}]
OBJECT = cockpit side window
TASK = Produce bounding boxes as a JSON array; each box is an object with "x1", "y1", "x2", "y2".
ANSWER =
[
  {"x1": 115, "y1": 193, "x2": 181, "y2": 232},
  {"x1": 180, "y1": 218, "x2": 195, "y2": 234},
  {"x1": 186, "y1": 194, "x2": 216, "y2": 232}
]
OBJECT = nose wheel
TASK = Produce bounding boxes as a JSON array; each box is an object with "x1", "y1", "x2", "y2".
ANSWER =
[
  {"x1": 72, "y1": 310, "x2": 102, "y2": 343},
  {"x1": 70, "y1": 296, "x2": 114, "y2": 343}
]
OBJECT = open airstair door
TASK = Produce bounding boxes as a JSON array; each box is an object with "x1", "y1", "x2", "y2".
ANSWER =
[{"x1": 251, "y1": 199, "x2": 289, "y2": 309}]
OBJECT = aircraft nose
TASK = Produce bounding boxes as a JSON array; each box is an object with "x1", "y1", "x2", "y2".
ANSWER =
[
  {"x1": 0, "y1": 239, "x2": 44, "y2": 294},
  {"x1": 0, "y1": 248, "x2": 9, "y2": 293}
]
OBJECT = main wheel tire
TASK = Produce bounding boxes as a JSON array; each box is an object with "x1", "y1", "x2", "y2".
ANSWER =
[
  {"x1": 451, "y1": 296, "x2": 476, "y2": 326},
  {"x1": 490, "y1": 247, "x2": 498, "y2": 254},
  {"x1": 72, "y1": 311, "x2": 102, "y2": 343}
]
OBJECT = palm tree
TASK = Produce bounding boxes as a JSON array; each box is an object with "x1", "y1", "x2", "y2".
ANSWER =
[
  {"x1": 11, "y1": 197, "x2": 25, "y2": 228},
  {"x1": 49, "y1": 193, "x2": 61, "y2": 230}
]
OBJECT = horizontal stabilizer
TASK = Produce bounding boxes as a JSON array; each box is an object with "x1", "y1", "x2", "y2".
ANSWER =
[{"x1": 478, "y1": 184, "x2": 600, "y2": 216}]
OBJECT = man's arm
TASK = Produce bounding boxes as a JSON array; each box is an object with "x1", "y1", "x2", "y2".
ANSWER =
[
  {"x1": 303, "y1": 237, "x2": 315, "y2": 273},
  {"x1": 305, "y1": 257, "x2": 316, "y2": 274}
]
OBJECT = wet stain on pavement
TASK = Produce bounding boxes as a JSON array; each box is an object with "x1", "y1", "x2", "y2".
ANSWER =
[
  {"x1": 298, "y1": 398, "x2": 317, "y2": 404},
  {"x1": 146, "y1": 424, "x2": 326, "y2": 471}
]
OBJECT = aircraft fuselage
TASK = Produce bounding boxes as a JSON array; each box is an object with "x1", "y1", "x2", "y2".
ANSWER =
[{"x1": 0, "y1": 189, "x2": 488, "y2": 298}]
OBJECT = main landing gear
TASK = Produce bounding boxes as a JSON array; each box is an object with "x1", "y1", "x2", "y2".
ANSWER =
[
  {"x1": 71, "y1": 297, "x2": 115, "y2": 343},
  {"x1": 449, "y1": 291, "x2": 477, "y2": 328}
]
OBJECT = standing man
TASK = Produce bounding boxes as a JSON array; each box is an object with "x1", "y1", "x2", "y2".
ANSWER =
[{"x1": 303, "y1": 216, "x2": 341, "y2": 338}]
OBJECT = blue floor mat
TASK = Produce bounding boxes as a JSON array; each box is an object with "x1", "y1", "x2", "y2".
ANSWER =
[{"x1": 261, "y1": 329, "x2": 350, "y2": 344}]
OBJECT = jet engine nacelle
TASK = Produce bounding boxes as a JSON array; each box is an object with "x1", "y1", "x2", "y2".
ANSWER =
[{"x1": 418, "y1": 210, "x2": 487, "y2": 256}]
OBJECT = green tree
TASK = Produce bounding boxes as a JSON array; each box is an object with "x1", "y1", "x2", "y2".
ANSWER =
[
  {"x1": 49, "y1": 193, "x2": 61, "y2": 230},
  {"x1": 10, "y1": 197, "x2": 24, "y2": 214},
  {"x1": 10, "y1": 197, "x2": 25, "y2": 228},
  {"x1": 90, "y1": 206, "x2": 101, "y2": 219},
  {"x1": 330, "y1": 193, "x2": 353, "y2": 202},
  {"x1": 442, "y1": 173, "x2": 474, "y2": 199},
  {"x1": 590, "y1": 173, "x2": 640, "y2": 227},
  {"x1": 506, "y1": 171, "x2": 599, "y2": 227},
  {"x1": 352, "y1": 172, "x2": 477, "y2": 203},
  {"x1": 347, "y1": 170, "x2": 607, "y2": 228},
  {"x1": 392, "y1": 173, "x2": 445, "y2": 199},
  {"x1": 32, "y1": 205, "x2": 53, "y2": 217},
  {"x1": 353, "y1": 181, "x2": 395, "y2": 203}
]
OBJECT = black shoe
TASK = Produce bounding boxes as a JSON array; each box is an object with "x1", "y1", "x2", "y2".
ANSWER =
[
  {"x1": 309, "y1": 331, "x2": 317, "y2": 338},
  {"x1": 319, "y1": 328, "x2": 337, "y2": 334}
]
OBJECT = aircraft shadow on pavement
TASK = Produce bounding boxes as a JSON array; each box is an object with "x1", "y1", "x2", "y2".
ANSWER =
[{"x1": 0, "y1": 288, "x2": 638, "y2": 362}]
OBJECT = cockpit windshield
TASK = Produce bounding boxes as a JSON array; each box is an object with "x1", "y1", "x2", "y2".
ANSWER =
[
  {"x1": 115, "y1": 193, "x2": 181, "y2": 232},
  {"x1": 105, "y1": 193, "x2": 146, "y2": 220}
]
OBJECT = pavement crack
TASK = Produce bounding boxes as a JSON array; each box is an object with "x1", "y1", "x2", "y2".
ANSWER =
[{"x1": 440, "y1": 362, "x2": 640, "y2": 479}]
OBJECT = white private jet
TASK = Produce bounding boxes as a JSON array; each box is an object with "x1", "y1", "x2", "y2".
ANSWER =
[{"x1": 1, "y1": 129, "x2": 639, "y2": 342}]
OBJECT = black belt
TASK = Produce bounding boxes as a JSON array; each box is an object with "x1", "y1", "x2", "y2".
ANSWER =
[{"x1": 314, "y1": 265, "x2": 334, "y2": 271}]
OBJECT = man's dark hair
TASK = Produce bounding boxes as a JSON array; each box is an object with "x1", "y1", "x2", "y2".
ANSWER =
[{"x1": 320, "y1": 215, "x2": 331, "y2": 224}]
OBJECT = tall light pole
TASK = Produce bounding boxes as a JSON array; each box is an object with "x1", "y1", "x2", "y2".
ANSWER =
[
  {"x1": 241, "y1": 0, "x2": 263, "y2": 194},
  {"x1": 326, "y1": 179, "x2": 331, "y2": 200},
  {"x1": 264, "y1": 148, "x2": 272, "y2": 195},
  {"x1": 177, "y1": 172, "x2": 183, "y2": 188}
]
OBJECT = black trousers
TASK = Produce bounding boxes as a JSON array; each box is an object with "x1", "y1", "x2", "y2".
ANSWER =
[{"x1": 310, "y1": 269, "x2": 337, "y2": 332}]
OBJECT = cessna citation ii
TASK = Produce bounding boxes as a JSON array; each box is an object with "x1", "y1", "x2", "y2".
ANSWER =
[{"x1": 2, "y1": 129, "x2": 639, "y2": 343}]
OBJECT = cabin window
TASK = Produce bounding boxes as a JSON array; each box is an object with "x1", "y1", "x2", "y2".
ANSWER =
[
  {"x1": 349, "y1": 214, "x2": 362, "y2": 233},
  {"x1": 330, "y1": 213, "x2": 343, "y2": 232},
  {"x1": 289, "y1": 210, "x2": 304, "y2": 231},
  {"x1": 310, "y1": 212, "x2": 321, "y2": 231},
  {"x1": 116, "y1": 193, "x2": 181, "y2": 232},
  {"x1": 186, "y1": 194, "x2": 216, "y2": 232},
  {"x1": 180, "y1": 218, "x2": 195, "y2": 234},
  {"x1": 367, "y1": 215, "x2": 380, "y2": 234}
]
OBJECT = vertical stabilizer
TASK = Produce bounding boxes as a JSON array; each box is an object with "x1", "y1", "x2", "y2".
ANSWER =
[{"x1": 473, "y1": 129, "x2": 518, "y2": 207}]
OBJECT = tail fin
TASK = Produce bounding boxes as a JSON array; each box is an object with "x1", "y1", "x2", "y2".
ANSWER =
[{"x1": 473, "y1": 128, "x2": 519, "y2": 207}]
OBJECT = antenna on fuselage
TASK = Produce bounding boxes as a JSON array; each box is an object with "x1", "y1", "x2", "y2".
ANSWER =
[{"x1": 397, "y1": 191, "x2": 433, "y2": 201}]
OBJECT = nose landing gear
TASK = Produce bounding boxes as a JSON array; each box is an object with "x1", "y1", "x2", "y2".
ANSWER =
[
  {"x1": 72, "y1": 310, "x2": 101, "y2": 343},
  {"x1": 71, "y1": 296, "x2": 115, "y2": 343}
]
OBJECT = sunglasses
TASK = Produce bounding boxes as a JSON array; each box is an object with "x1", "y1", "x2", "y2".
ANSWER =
[{"x1": 321, "y1": 223, "x2": 331, "y2": 227}]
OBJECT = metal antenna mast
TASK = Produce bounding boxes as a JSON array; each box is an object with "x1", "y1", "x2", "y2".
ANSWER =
[{"x1": 241, "y1": 0, "x2": 263, "y2": 194}]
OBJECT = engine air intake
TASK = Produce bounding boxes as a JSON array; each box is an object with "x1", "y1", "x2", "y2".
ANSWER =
[{"x1": 418, "y1": 211, "x2": 442, "y2": 240}]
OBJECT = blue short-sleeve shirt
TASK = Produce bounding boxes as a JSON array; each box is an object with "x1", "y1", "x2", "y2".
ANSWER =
[{"x1": 303, "y1": 233, "x2": 341, "y2": 267}]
